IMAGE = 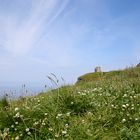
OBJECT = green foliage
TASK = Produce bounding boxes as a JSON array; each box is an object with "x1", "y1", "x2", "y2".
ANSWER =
[
  {"x1": 77, "y1": 67, "x2": 140, "y2": 84},
  {"x1": 0, "y1": 96, "x2": 9, "y2": 109},
  {"x1": 0, "y1": 67, "x2": 140, "y2": 139}
]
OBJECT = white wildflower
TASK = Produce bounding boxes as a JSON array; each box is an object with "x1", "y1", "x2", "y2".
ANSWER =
[
  {"x1": 15, "y1": 122, "x2": 18, "y2": 125},
  {"x1": 15, "y1": 136, "x2": 19, "y2": 140},
  {"x1": 88, "y1": 112, "x2": 92, "y2": 115},
  {"x1": 20, "y1": 134, "x2": 23, "y2": 137},
  {"x1": 14, "y1": 107, "x2": 19, "y2": 111},
  {"x1": 66, "y1": 112, "x2": 71, "y2": 116},
  {"x1": 82, "y1": 120, "x2": 85, "y2": 123},
  {"x1": 81, "y1": 93, "x2": 86, "y2": 96},
  {"x1": 15, "y1": 112, "x2": 20, "y2": 118},
  {"x1": 122, "y1": 105, "x2": 126, "y2": 108},
  {"x1": 44, "y1": 113, "x2": 48, "y2": 116},
  {"x1": 71, "y1": 102, "x2": 74, "y2": 105},
  {"x1": 87, "y1": 90, "x2": 90, "y2": 93},
  {"x1": 62, "y1": 130, "x2": 67, "y2": 135},
  {"x1": 123, "y1": 94, "x2": 127, "y2": 97},
  {"x1": 33, "y1": 121, "x2": 39, "y2": 126},
  {"x1": 42, "y1": 122, "x2": 46, "y2": 126},
  {"x1": 55, "y1": 134, "x2": 59, "y2": 138},
  {"x1": 130, "y1": 96, "x2": 133, "y2": 99},
  {"x1": 126, "y1": 113, "x2": 130, "y2": 116},
  {"x1": 26, "y1": 128, "x2": 29, "y2": 132},
  {"x1": 48, "y1": 128, "x2": 53, "y2": 131},
  {"x1": 11, "y1": 125, "x2": 14, "y2": 128},
  {"x1": 122, "y1": 119, "x2": 126, "y2": 123},
  {"x1": 57, "y1": 114, "x2": 62, "y2": 117},
  {"x1": 114, "y1": 106, "x2": 117, "y2": 109},
  {"x1": 92, "y1": 88, "x2": 97, "y2": 91},
  {"x1": 27, "y1": 132, "x2": 31, "y2": 135},
  {"x1": 65, "y1": 124, "x2": 69, "y2": 128},
  {"x1": 131, "y1": 107, "x2": 134, "y2": 110},
  {"x1": 135, "y1": 118, "x2": 138, "y2": 121}
]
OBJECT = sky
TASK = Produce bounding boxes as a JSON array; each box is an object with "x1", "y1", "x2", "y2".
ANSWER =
[{"x1": 0, "y1": 0, "x2": 140, "y2": 89}]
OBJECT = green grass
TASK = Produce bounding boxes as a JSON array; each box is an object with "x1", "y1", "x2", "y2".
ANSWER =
[
  {"x1": 0, "y1": 67, "x2": 140, "y2": 139},
  {"x1": 77, "y1": 67, "x2": 140, "y2": 84}
]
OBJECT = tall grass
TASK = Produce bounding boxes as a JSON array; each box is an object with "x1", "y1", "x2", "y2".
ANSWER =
[
  {"x1": 0, "y1": 67, "x2": 140, "y2": 139},
  {"x1": 0, "y1": 96, "x2": 9, "y2": 109}
]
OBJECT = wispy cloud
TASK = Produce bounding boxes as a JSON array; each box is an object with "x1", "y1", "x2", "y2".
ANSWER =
[{"x1": 0, "y1": 0, "x2": 69, "y2": 56}]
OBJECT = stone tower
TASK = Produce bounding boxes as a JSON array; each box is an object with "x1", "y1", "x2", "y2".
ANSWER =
[
  {"x1": 95, "y1": 66, "x2": 101, "y2": 72},
  {"x1": 136, "y1": 63, "x2": 140, "y2": 67}
]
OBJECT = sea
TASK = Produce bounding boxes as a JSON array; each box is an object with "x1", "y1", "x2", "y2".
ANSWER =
[{"x1": 0, "y1": 85, "x2": 47, "y2": 100}]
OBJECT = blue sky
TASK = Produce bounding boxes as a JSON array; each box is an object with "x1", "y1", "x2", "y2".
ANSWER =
[{"x1": 0, "y1": 0, "x2": 140, "y2": 87}]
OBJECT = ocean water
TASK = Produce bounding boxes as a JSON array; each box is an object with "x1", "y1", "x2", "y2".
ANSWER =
[
  {"x1": 0, "y1": 81, "x2": 67, "y2": 100},
  {"x1": 0, "y1": 85, "x2": 46, "y2": 100}
]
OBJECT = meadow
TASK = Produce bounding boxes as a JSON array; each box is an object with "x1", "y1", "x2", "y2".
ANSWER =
[{"x1": 0, "y1": 67, "x2": 140, "y2": 140}]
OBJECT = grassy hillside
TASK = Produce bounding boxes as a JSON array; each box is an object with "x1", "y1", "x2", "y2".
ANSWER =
[
  {"x1": 0, "y1": 67, "x2": 140, "y2": 140},
  {"x1": 77, "y1": 67, "x2": 140, "y2": 84}
]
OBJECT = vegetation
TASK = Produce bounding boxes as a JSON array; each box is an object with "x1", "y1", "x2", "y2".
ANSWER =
[
  {"x1": 77, "y1": 67, "x2": 140, "y2": 84},
  {"x1": 0, "y1": 67, "x2": 140, "y2": 140}
]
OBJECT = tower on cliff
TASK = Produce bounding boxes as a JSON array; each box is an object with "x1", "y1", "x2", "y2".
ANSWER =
[{"x1": 95, "y1": 66, "x2": 101, "y2": 72}]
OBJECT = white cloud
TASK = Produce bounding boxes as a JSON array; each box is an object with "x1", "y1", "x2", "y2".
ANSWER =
[{"x1": 0, "y1": 0, "x2": 69, "y2": 56}]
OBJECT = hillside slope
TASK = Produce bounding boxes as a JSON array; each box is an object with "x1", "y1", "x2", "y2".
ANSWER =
[
  {"x1": 77, "y1": 67, "x2": 140, "y2": 83},
  {"x1": 0, "y1": 67, "x2": 140, "y2": 140}
]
